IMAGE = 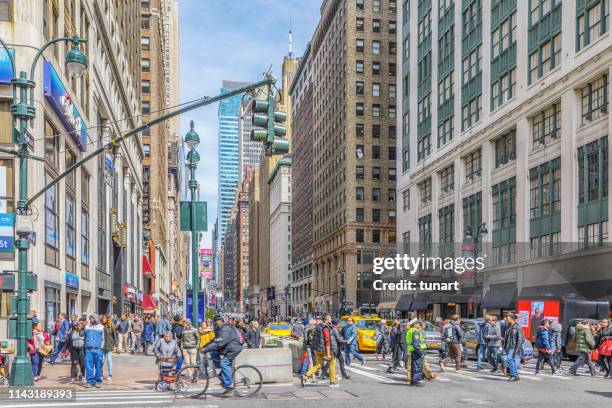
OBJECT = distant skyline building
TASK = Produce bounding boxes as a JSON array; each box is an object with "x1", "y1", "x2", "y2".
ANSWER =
[
  {"x1": 217, "y1": 80, "x2": 248, "y2": 244},
  {"x1": 239, "y1": 98, "x2": 264, "y2": 183}
]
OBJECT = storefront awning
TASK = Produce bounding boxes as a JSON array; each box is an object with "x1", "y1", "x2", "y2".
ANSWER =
[
  {"x1": 143, "y1": 255, "x2": 153, "y2": 277},
  {"x1": 142, "y1": 294, "x2": 157, "y2": 314},
  {"x1": 412, "y1": 293, "x2": 430, "y2": 311},
  {"x1": 483, "y1": 287, "x2": 517, "y2": 309},
  {"x1": 519, "y1": 280, "x2": 612, "y2": 302},
  {"x1": 395, "y1": 294, "x2": 413, "y2": 311}
]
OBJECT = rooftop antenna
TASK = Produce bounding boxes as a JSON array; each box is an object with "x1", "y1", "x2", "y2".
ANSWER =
[{"x1": 288, "y1": 14, "x2": 293, "y2": 58}]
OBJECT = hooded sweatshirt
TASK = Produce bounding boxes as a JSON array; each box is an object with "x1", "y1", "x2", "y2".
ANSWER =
[{"x1": 84, "y1": 314, "x2": 105, "y2": 349}]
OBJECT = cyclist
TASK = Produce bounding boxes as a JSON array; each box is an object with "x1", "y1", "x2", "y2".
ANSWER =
[{"x1": 201, "y1": 315, "x2": 243, "y2": 396}]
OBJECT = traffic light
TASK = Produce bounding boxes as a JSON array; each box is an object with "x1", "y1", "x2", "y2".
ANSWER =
[
  {"x1": 249, "y1": 86, "x2": 289, "y2": 156},
  {"x1": 250, "y1": 100, "x2": 269, "y2": 142}
]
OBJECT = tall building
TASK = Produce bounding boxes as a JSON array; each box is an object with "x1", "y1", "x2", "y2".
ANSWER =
[
  {"x1": 0, "y1": 0, "x2": 143, "y2": 333},
  {"x1": 235, "y1": 166, "x2": 254, "y2": 309},
  {"x1": 223, "y1": 208, "x2": 237, "y2": 306},
  {"x1": 247, "y1": 170, "x2": 261, "y2": 316},
  {"x1": 289, "y1": 43, "x2": 314, "y2": 316},
  {"x1": 301, "y1": 0, "x2": 398, "y2": 315},
  {"x1": 140, "y1": 0, "x2": 181, "y2": 317},
  {"x1": 397, "y1": 0, "x2": 612, "y2": 320},
  {"x1": 217, "y1": 80, "x2": 247, "y2": 244}
]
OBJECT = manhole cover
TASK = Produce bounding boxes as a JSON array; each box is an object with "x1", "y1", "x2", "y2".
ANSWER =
[
  {"x1": 319, "y1": 390, "x2": 358, "y2": 399},
  {"x1": 293, "y1": 391, "x2": 325, "y2": 399}
]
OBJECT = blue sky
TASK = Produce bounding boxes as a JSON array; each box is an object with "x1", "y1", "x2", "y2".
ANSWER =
[{"x1": 179, "y1": 0, "x2": 320, "y2": 248}]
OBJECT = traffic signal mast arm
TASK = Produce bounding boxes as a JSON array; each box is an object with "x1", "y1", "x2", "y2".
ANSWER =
[{"x1": 26, "y1": 75, "x2": 275, "y2": 207}]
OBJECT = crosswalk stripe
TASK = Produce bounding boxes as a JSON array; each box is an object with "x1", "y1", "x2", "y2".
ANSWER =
[
  {"x1": 0, "y1": 401, "x2": 170, "y2": 408},
  {"x1": 346, "y1": 366, "x2": 401, "y2": 384}
]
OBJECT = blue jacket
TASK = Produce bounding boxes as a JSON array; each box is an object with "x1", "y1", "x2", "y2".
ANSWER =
[
  {"x1": 84, "y1": 324, "x2": 105, "y2": 349},
  {"x1": 58, "y1": 319, "x2": 71, "y2": 341},
  {"x1": 143, "y1": 321, "x2": 155, "y2": 342},
  {"x1": 155, "y1": 319, "x2": 170, "y2": 336},
  {"x1": 477, "y1": 323, "x2": 489, "y2": 345},
  {"x1": 535, "y1": 327, "x2": 552, "y2": 350},
  {"x1": 343, "y1": 324, "x2": 357, "y2": 345}
]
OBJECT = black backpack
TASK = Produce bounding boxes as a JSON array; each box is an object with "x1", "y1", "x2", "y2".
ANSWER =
[{"x1": 311, "y1": 325, "x2": 325, "y2": 352}]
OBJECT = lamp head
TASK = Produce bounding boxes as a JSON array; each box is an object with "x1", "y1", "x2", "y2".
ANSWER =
[
  {"x1": 186, "y1": 149, "x2": 200, "y2": 164},
  {"x1": 185, "y1": 120, "x2": 200, "y2": 149},
  {"x1": 65, "y1": 37, "x2": 88, "y2": 78}
]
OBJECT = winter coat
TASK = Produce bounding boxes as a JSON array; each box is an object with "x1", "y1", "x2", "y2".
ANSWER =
[
  {"x1": 596, "y1": 326, "x2": 612, "y2": 346},
  {"x1": 575, "y1": 323, "x2": 595, "y2": 353},
  {"x1": 477, "y1": 323, "x2": 489, "y2": 345},
  {"x1": 199, "y1": 328, "x2": 215, "y2": 349},
  {"x1": 142, "y1": 321, "x2": 155, "y2": 342},
  {"x1": 171, "y1": 322, "x2": 184, "y2": 342},
  {"x1": 329, "y1": 326, "x2": 342, "y2": 355},
  {"x1": 201, "y1": 323, "x2": 243, "y2": 358},
  {"x1": 131, "y1": 319, "x2": 143, "y2": 334},
  {"x1": 181, "y1": 327, "x2": 199, "y2": 350},
  {"x1": 102, "y1": 324, "x2": 118, "y2": 351},
  {"x1": 57, "y1": 319, "x2": 71, "y2": 341},
  {"x1": 68, "y1": 329, "x2": 85, "y2": 350},
  {"x1": 155, "y1": 319, "x2": 170, "y2": 337},
  {"x1": 486, "y1": 323, "x2": 502, "y2": 347},
  {"x1": 549, "y1": 323, "x2": 563, "y2": 352},
  {"x1": 535, "y1": 327, "x2": 553, "y2": 350},
  {"x1": 84, "y1": 314, "x2": 105, "y2": 349},
  {"x1": 343, "y1": 323, "x2": 358, "y2": 345},
  {"x1": 116, "y1": 319, "x2": 131, "y2": 334},
  {"x1": 245, "y1": 328, "x2": 261, "y2": 349},
  {"x1": 504, "y1": 322, "x2": 523, "y2": 355},
  {"x1": 153, "y1": 338, "x2": 180, "y2": 368}
]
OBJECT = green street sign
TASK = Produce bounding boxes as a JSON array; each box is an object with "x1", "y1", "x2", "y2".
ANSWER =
[{"x1": 180, "y1": 201, "x2": 208, "y2": 231}]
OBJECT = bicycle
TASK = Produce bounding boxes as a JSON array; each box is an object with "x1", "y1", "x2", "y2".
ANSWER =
[{"x1": 175, "y1": 353, "x2": 263, "y2": 398}]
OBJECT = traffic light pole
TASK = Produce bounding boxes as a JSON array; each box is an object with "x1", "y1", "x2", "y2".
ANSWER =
[{"x1": 189, "y1": 152, "x2": 199, "y2": 327}]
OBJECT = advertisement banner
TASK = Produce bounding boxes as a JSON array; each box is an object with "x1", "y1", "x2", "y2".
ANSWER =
[{"x1": 199, "y1": 248, "x2": 213, "y2": 279}]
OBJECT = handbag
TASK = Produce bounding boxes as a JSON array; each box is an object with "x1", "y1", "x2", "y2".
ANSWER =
[
  {"x1": 590, "y1": 348, "x2": 600, "y2": 362},
  {"x1": 38, "y1": 343, "x2": 53, "y2": 357},
  {"x1": 598, "y1": 338, "x2": 612, "y2": 357}
]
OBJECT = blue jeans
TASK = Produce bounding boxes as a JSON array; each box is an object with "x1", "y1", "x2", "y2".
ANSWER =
[
  {"x1": 344, "y1": 343, "x2": 364, "y2": 365},
  {"x1": 477, "y1": 344, "x2": 488, "y2": 368},
  {"x1": 219, "y1": 355, "x2": 234, "y2": 389},
  {"x1": 50, "y1": 339, "x2": 66, "y2": 364},
  {"x1": 85, "y1": 348, "x2": 103, "y2": 385},
  {"x1": 504, "y1": 349, "x2": 520, "y2": 378},
  {"x1": 103, "y1": 350, "x2": 113, "y2": 377},
  {"x1": 31, "y1": 352, "x2": 44, "y2": 377}
]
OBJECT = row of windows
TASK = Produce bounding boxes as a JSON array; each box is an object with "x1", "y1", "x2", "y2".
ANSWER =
[
  {"x1": 356, "y1": 123, "x2": 397, "y2": 139},
  {"x1": 356, "y1": 103, "x2": 396, "y2": 118},
  {"x1": 356, "y1": 0, "x2": 397, "y2": 13},
  {"x1": 356, "y1": 187, "x2": 396, "y2": 202},
  {"x1": 355, "y1": 208, "x2": 397, "y2": 223},
  {"x1": 356, "y1": 60, "x2": 397, "y2": 76},
  {"x1": 356, "y1": 166, "x2": 397, "y2": 181},
  {"x1": 355, "y1": 81, "x2": 397, "y2": 98},
  {"x1": 356, "y1": 16, "x2": 397, "y2": 34},
  {"x1": 356, "y1": 39, "x2": 397, "y2": 56},
  {"x1": 356, "y1": 145, "x2": 396, "y2": 160}
]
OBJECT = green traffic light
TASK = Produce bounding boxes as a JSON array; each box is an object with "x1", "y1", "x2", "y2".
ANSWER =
[
  {"x1": 272, "y1": 138, "x2": 289, "y2": 154},
  {"x1": 273, "y1": 111, "x2": 287, "y2": 122},
  {"x1": 252, "y1": 114, "x2": 268, "y2": 127},
  {"x1": 273, "y1": 125, "x2": 286, "y2": 137},
  {"x1": 250, "y1": 129, "x2": 267, "y2": 142},
  {"x1": 252, "y1": 100, "x2": 269, "y2": 112}
]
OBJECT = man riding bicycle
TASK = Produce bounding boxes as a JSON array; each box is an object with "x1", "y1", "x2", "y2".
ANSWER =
[{"x1": 201, "y1": 316, "x2": 243, "y2": 396}]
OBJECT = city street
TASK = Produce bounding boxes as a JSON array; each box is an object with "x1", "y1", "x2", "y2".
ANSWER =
[{"x1": 1, "y1": 352, "x2": 610, "y2": 408}]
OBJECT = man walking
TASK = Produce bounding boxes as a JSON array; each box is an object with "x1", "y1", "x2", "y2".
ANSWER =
[
  {"x1": 84, "y1": 314, "x2": 105, "y2": 388},
  {"x1": 342, "y1": 317, "x2": 365, "y2": 366},
  {"x1": 130, "y1": 315, "x2": 143, "y2": 354},
  {"x1": 116, "y1": 315, "x2": 131, "y2": 353},
  {"x1": 534, "y1": 320, "x2": 556, "y2": 375},
  {"x1": 407, "y1": 321, "x2": 426, "y2": 387},
  {"x1": 330, "y1": 318, "x2": 351, "y2": 379},
  {"x1": 503, "y1": 313, "x2": 523, "y2": 382},
  {"x1": 485, "y1": 316, "x2": 502, "y2": 373},
  {"x1": 50, "y1": 313, "x2": 71, "y2": 364},
  {"x1": 303, "y1": 314, "x2": 338, "y2": 387},
  {"x1": 569, "y1": 320, "x2": 596, "y2": 376},
  {"x1": 440, "y1": 314, "x2": 464, "y2": 371},
  {"x1": 181, "y1": 321, "x2": 199, "y2": 374},
  {"x1": 476, "y1": 316, "x2": 490, "y2": 370}
]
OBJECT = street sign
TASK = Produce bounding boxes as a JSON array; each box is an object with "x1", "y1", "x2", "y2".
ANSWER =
[
  {"x1": 342, "y1": 301, "x2": 354, "y2": 306},
  {"x1": 0, "y1": 213, "x2": 15, "y2": 253},
  {"x1": 180, "y1": 201, "x2": 207, "y2": 231},
  {"x1": 0, "y1": 273, "x2": 15, "y2": 291}
]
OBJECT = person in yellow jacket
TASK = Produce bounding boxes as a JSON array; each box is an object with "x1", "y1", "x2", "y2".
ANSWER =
[
  {"x1": 198, "y1": 321, "x2": 215, "y2": 349},
  {"x1": 406, "y1": 321, "x2": 426, "y2": 386}
]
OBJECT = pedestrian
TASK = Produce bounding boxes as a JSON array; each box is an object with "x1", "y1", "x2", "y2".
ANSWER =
[
  {"x1": 50, "y1": 313, "x2": 71, "y2": 364},
  {"x1": 330, "y1": 318, "x2": 351, "y2": 379},
  {"x1": 116, "y1": 314, "x2": 131, "y2": 353},
  {"x1": 342, "y1": 317, "x2": 365, "y2": 366},
  {"x1": 485, "y1": 316, "x2": 503, "y2": 373},
  {"x1": 375, "y1": 319, "x2": 390, "y2": 361},
  {"x1": 596, "y1": 319, "x2": 612, "y2": 378},
  {"x1": 245, "y1": 320, "x2": 261, "y2": 349},
  {"x1": 155, "y1": 315, "x2": 169, "y2": 345},
  {"x1": 439, "y1": 314, "x2": 464, "y2": 372},
  {"x1": 534, "y1": 320, "x2": 556, "y2": 375},
  {"x1": 198, "y1": 321, "x2": 215, "y2": 349},
  {"x1": 302, "y1": 314, "x2": 338, "y2": 387},
  {"x1": 130, "y1": 315, "x2": 143, "y2": 354},
  {"x1": 201, "y1": 316, "x2": 244, "y2": 397},
  {"x1": 84, "y1": 314, "x2": 105, "y2": 388},
  {"x1": 549, "y1": 321, "x2": 563, "y2": 371},
  {"x1": 476, "y1": 316, "x2": 490, "y2": 370},
  {"x1": 171, "y1": 315, "x2": 184, "y2": 346},
  {"x1": 503, "y1": 313, "x2": 523, "y2": 382},
  {"x1": 69, "y1": 314, "x2": 79, "y2": 330},
  {"x1": 388, "y1": 320, "x2": 402, "y2": 372},
  {"x1": 300, "y1": 319, "x2": 317, "y2": 376},
  {"x1": 31, "y1": 309, "x2": 40, "y2": 328},
  {"x1": 181, "y1": 320, "x2": 199, "y2": 373},
  {"x1": 407, "y1": 320, "x2": 426, "y2": 387},
  {"x1": 569, "y1": 319, "x2": 596, "y2": 376},
  {"x1": 153, "y1": 331, "x2": 181, "y2": 372},
  {"x1": 67, "y1": 321, "x2": 86, "y2": 383},
  {"x1": 100, "y1": 315, "x2": 118, "y2": 381},
  {"x1": 142, "y1": 316, "x2": 155, "y2": 355},
  {"x1": 27, "y1": 322, "x2": 51, "y2": 381}
]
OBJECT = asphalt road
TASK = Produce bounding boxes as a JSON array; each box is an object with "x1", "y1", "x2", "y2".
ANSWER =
[{"x1": 1, "y1": 353, "x2": 610, "y2": 408}]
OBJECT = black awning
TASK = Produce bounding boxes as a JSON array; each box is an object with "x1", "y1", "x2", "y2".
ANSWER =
[
  {"x1": 411, "y1": 293, "x2": 430, "y2": 310},
  {"x1": 519, "y1": 280, "x2": 612, "y2": 303},
  {"x1": 395, "y1": 294, "x2": 413, "y2": 311},
  {"x1": 483, "y1": 287, "x2": 517, "y2": 309}
]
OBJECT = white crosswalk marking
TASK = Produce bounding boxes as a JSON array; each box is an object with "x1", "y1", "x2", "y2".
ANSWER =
[{"x1": 0, "y1": 389, "x2": 175, "y2": 407}]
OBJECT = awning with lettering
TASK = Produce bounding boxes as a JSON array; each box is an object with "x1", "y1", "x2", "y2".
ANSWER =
[
  {"x1": 143, "y1": 255, "x2": 153, "y2": 277},
  {"x1": 142, "y1": 294, "x2": 157, "y2": 314}
]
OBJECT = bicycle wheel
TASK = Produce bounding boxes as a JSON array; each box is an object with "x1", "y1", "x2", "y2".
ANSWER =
[
  {"x1": 233, "y1": 365, "x2": 262, "y2": 397},
  {"x1": 175, "y1": 365, "x2": 209, "y2": 396}
]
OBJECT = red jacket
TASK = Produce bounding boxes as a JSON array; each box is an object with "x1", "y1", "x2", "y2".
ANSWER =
[{"x1": 27, "y1": 331, "x2": 51, "y2": 356}]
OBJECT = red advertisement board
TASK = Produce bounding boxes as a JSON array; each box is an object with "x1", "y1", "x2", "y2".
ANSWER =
[{"x1": 517, "y1": 299, "x2": 561, "y2": 341}]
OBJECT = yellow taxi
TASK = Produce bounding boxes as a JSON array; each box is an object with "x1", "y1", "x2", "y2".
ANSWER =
[
  {"x1": 341, "y1": 315, "x2": 382, "y2": 352},
  {"x1": 264, "y1": 322, "x2": 292, "y2": 337}
]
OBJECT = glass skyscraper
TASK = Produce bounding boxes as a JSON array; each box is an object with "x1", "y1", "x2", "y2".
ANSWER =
[{"x1": 217, "y1": 80, "x2": 247, "y2": 245}]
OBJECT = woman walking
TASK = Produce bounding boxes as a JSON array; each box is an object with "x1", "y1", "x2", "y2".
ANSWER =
[
  {"x1": 101, "y1": 315, "x2": 118, "y2": 381},
  {"x1": 68, "y1": 322, "x2": 86, "y2": 383},
  {"x1": 27, "y1": 322, "x2": 51, "y2": 381}
]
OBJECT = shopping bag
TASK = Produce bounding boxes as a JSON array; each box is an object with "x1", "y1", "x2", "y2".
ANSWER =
[
  {"x1": 590, "y1": 348, "x2": 600, "y2": 362},
  {"x1": 598, "y1": 339, "x2": 612, "y2": 357}
]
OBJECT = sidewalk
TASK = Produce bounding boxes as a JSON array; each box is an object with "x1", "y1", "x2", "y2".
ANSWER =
[{"x1": 33, "y1": 352, "x2": 158, "y2": 391}]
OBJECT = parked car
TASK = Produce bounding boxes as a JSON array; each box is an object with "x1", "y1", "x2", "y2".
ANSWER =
[
  {"x1": 264, "y1": 322, "x2": 292, "y2": 337},
  {"x1": 341, "y1": 316, "x2": 381, "y2": 352}
]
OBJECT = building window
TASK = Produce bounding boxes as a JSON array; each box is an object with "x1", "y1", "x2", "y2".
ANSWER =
[
  {"x1": 356, "y1": 187, "x2": 364, "y2": 201},
  {"x1": 372, "y1": 104, "x2": 381, "y2": 117},
  {"x1": 389, "y1": 168, "x2": 396, "y2": 181},
  {"x1": 142, "y1": 101, "x2": 151, "y2": 115},
  {"x1": 356, "y1": 123, "x2": 365, "y2": 137},
  {"x1": 373, "y1": 0, "x2": 381, "y2": 12},
  {"x1": 356, "y1": 38, "x2": 365, "y2": 52},
  {"x1": 356, "y1": 144, "x2": 365, "y2": 159},
  {"x1": 389, "y1": 62, "x2": 397, "y2": 76},
  {"x1": 492, "y1": 177, "x2": 516, "y2": 230},
  {"x1": 356, "y1": 208, "x2": 365, "y2": 222},
  {"x1": 389, "y1": 146, "x2": 396, "y2": 160},
  {"x1": 388, "y1": 188, "x2": 396, "y2": 203},
  {"x1": 141, "y1": 58, "x2": 150, "y2": 72},
  {"x1": 372, "y1": 61, "x2": 381, "y2": 75},
  {"x1": 440, "y1": 165, "x2": 454, "y2": 194},
  {"x1": 356, "y1": 80, "x2": 365, "y2": 96},
  {"x1": 389, "y1": 84, "x2": 396, "y2": 98},
  {"x1": 389, "y1": 41, "x2": 397, "y2": 56},
  {"x1": 144, "y1": 144, "x2": 151, "y2": 157},
  {"x1": 419, "y1": 178, "x2": 432, "y2": 206},
  {"x1": 65, "y1": 148, "x2": 76, "y2": 191},
  {"x1": 389, "y1": 105, "x2": 396, "y2": 118},
  {"x1": 402, "y1": 188, "x2": 410, "y2": 212},
  {"x1": 372, "y1": 145, "x2": 380, "y2": 159},
  {"x1": 491, "y1": 68, "x2": 516, "y2": 110},
  {"x1": 578, "y1": 221, "x2": 609, "y2": 249},
  {"x1": 373, "y1": 230, "x2": 381, "y2": 243},
  {"x1": 356, "y1": 17, "x2": 364, "y2": 31},
  {"x1": 141, "y1": 15, "x2": 150, "y2": 29},
  {"x1": 463, "y1": 0, "x2": 482, "y2": 35},
  {"x1": 577, "y1": 0, "x2": 610, "y2": 50},
  {"x1": 372, "y1": 167, "x2": 381, "y2": 180},
  {"x1": 0, "y1": 0, "x2": 11, "y2": 21},
  {"x1": 578, "y1": 136, "x2": 608, "y2": 205},
  {"x1": 581, "y1": 74, "x2": 609, "y2": 124},
  {"x1": 373, "y1": 124, "x2": 381, "y2": 138},
  {"x1": 438, "y1": 116, "x2": 454, "y2": 147},
  {"x1": 417, "y1": 134, "x2": 431, "y2": 162},
  {"x1": 465, "y1": 149, "x2": 482, "y2": 182},
  {"x1": 141, "y1": 36, "x2": 150, "y2": 50},
  {"x1": 532, "y1": 102, "x2": 561, "y2": 146},
  {"x1": 389, "y1": 20, "x2": 397, "y2": 34},
  {"x1": 356, "y1": 102, "x2": 365, "y2": 116},
  {"x1": 530, "y1": 232, "x2": 561, "y2": 258},
  {"x1": 463, "y1": 192, "x2": 482, "y2": 232},
  {"x1": 142, "y1": 79, "x2": 150, "y2": 93},
  {"x1": 356, "y1": 229, "x2": 364, "y2": 242},
  {"x1": 491, "y1": 11, "x2": 517, "y2": 59},
  {"x1": 389, "y1": 0, "x2": 397, "y2": 13},
  {"x1": 402, "y1": 147, "x2": 410, "y2": 172},
  {"x1": 44, "y1": 119, "x2": 59, "y2": 169},
  {"x1": 530, "y1": 158, "x2": 561, "y2": 219},
  {"x1": 495, "y1": 130, "x2": 516, "y2": 167},
  {"x1": 439, "y1": 204, "x2": 455, "y2": 258},
  {"x1": 462, "y1": 94, "x2": 481, "y2": 130},
  {"x1": 356, "y1": 166, "x2": 364, "y2": 180},
  {"x1": 81, "y1": 208, "x2": 89, "y2": 266},
  {"x1": 66, "y1": 195, "x2": 76, "y2": 264},
  {"x1": 418, "y1": 214, "x2": 432, "y2": 257},
  {"x1": 372, "y1": 209, "x2": 381, "y2": 223},
  {"x1": 372, "y1": 82, "x2": 380, "y2": 97},
  {"x1": 373, "y1": 19, "x2": 381, "y2": 32},
  {"x1": 402, "y1": 231, "x2": 411, "y2": 253},
  {"x1": 372, "y1": 188, "x2": 381, "y2": 201},
  {"x1": 528, "y1": 33, "x2": 561, "y2": 83},
  {"x1": 462, "y1": 45, "x2": 481, "y2": 84},
  {"x1": 389, "y1": 125, "x2": 396, "y2": 138},
  {"x1": 0, "y1": 159, "x2": 13, "y2": 216},
  {"x1": 356, "y1": 60, "x2": 364, "y2": 73},
  {"x1": 438, "y1": 73, "x2": 454, "y2": 105},
  {"x1": 357, "y1": 0, "x2": 364, "y2": 10}
]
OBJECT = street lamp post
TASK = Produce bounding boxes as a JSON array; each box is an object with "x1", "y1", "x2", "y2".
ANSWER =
[
  {"x1": 464, "y1": 223, "x2": 488, "y2": 319},
  {"x1": 185, "y1": 120, "x2": 200, "y2": 328},
  {"x1": 0, "y1": 35, "x2": 88, "y2": 387}
]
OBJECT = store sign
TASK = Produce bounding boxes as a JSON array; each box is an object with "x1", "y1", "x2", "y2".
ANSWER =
[
  {"x1": 42, "y1": 62, "x2": 88, "y2": 151},
  {"x1": 0, "y1": 48, "x2": 14, "y2": 84},
  {"x1": 65, "y1": 271, "x2": 79, "y2": 290},
  {"x1": 0, "y1": 213, "x2": 15, "y2": 253}
]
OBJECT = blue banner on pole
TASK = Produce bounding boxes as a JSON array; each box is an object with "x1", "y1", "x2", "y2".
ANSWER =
[
  {"x1": 0, "y1": 48, "x2": 14, "y2": 84},
  {"x1": 186, "y1": 293, "x2": 205, "y2": 323}
]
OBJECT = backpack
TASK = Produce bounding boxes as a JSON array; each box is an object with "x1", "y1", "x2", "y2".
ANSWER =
[
  {"x1": 442, "y1": 324, "x2": 454, "y2": 342},
  {"x1": 311, "y1": 325, "x2": 325, "y2": 352}
]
